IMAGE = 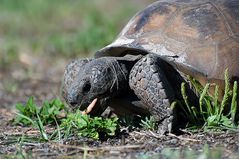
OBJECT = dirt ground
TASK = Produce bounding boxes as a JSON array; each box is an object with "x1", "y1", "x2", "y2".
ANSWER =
[{"x1": 0, "y1": 55, "x2": 239, "y2": 159}]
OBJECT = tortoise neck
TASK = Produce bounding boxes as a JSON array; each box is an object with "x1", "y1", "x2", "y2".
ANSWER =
[{"x1": 107, "y1": 57, "x2": 137, "y2": 97}]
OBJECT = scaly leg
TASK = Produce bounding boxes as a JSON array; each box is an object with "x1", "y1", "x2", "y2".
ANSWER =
[{"x1": 129, "y1": 54, "x2": 176, "y2": 134}]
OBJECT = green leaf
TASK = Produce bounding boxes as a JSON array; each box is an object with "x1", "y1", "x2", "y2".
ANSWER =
[
  {"x1": 231, "y1": 81, "x2": 238, "y2": 125},
  {"x1": 15, "y1": 113, "x2": 36, "y2": 126},
  {"x1": 60, "y1": 111, "x2": 118, "y2": 140},
  {"x1": 207, "y1": 115, "x2": 218, "y2": 126}
]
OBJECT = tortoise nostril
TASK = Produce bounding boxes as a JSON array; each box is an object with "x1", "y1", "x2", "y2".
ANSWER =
[
  {"x1": 70, "y1": 101, "x2": 78, "y2": 106},
  {"x1": 67, "y1": 93, "x2": 79, "y2": 106}
]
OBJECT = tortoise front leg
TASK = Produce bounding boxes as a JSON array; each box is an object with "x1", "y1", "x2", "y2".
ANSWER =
[{"x1": 129, "y1": 54, "x2": 176, "y2": 134}]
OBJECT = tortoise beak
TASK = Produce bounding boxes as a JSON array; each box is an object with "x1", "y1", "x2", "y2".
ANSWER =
[
  {"x1": 87, "y1": 97, "x2": 109, "y2": 116},
  {"x1": 82, "y1": 98, "x2": 98, "y2": 114}
]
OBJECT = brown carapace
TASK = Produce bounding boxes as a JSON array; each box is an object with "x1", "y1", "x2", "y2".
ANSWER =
[{"x1": 96, "y1": 0, "x2": 239, "y2": 97}]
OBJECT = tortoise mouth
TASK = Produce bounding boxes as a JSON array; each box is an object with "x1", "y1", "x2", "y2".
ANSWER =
[{"x1": 70, "y1": 96, "x2": 109, "y2": 116}]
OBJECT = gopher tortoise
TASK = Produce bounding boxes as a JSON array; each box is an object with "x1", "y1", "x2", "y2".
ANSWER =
[{"x1": 63, "y1": 0, "x2": 239, "y2": 133}]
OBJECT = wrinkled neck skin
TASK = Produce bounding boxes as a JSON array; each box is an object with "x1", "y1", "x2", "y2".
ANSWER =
[
  {"x1": 88, "y1": 57, "x2": 137, "y2": 114},
  {"x1": 104, "y1": 55, "x2": 151, "y2": 117},
  {"x1": 96, "y1": 57, "x2": 132, "y2": 98}
]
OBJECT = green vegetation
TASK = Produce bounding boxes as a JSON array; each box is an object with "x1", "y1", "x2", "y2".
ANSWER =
[
  {"x1": 0, "y1": 0, "x2": 140, "y2": 67},
  {"x1": 121, "y1": 69, "x2": 239, "y2": 133},
  {"x1": 179, "y1": 69, "x2": 239, "y2": 131},
  {"x1": 60, "y1": 111, "x2": 118, "y2": 140},
  {"x1": 2, "y1": 1, "x2": 239, "y2": 157},
  {"x1": 13, "y1": 68, "x2": 239, "y2": 140},
  {"x1": 13, "y1": 97, "x2": 118, "y2": 140},
  {"x1": 140, "y1": 116, "x2": 156, "y2": 130},
  {"x1": 13, "y1": 97, "x2": 65, "y2": 126}
]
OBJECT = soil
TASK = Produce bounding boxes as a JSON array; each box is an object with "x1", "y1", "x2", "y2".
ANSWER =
[{"x1": 1, "y1": 56, "x2": 239, "y2": 159}]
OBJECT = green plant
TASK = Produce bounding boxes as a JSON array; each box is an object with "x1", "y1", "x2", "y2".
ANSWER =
[
  {"x1": 140, "y1": 116, "x2": 156, "y2": 130},
  {"x1": 60, "y1": 110, "x2": 118, "y2": 140},
  {"x1": 13, "y1": 97, "x2": 119, "y2": 140},
  {"x1": 0, "y1": 0, "x2": 140, "y2": 59},
  {"x1": 13, "y1": 97, "x2": 65, "y2": 126},
  {"x1": 13, "y1": 97, "x2": 38, "y2": 126},
  {"x1": 13, "y1": 97, "x2": 66, "y2": 141},
  {"x1": 179, "y1": 69, "x2": 239, "y2": 130}
]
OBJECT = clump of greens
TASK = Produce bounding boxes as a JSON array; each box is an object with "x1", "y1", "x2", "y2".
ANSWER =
[
  {"x1": 140, "y1": 116, "x2": 156, "y2": 130},
  {"x1": 179, "y1": 69, "x2": 239, "y2": 131},
  {"x1": 60, "y1": 111, "x2": 118, "y2": 140},
  {"x1": 13, "y1": 97, "x2": 65, "y2": 126},
  {"x1": 13, "y1": 97, "x2": 119, "y2": 140}
]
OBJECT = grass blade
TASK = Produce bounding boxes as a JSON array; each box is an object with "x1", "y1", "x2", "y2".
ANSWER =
[
  {"x1": 219, "y1": 69, "x2": 231, "y2": 119},
  {"x1": 36, "y1": 113, "x2": 48, "y2": 141},
  {"x1": 181, "y1": 83, "x2": 196, "y2": 123},
  {"x1": 188, "y1": 76, "x2": 203, "y2": 94},
  {"x1": 231, "y1": 81, "x2": 238, "y2": 126},
  {"x1": 213, "y1": 85, "x2": 219, "y2": 115},
  {"x1": 199, "y1": 83, "x2": 210, "y2": 120},
  {"x1": 15, "y1": 113, "x2": 36, "y2": 126}
]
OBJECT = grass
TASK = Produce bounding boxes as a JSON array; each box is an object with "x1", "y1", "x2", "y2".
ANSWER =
[
  {"x1": 13, "y1": 97, "x2": 119, "y2": 141},
  {"x1": 0, "y1": 0, "x2": 142, "y2": 70},
  {"x1": 179, "y1": 69, "x2": 239, "y2": 131},
  {"x1": 13, "y1": 97, "x2": 65, "y2": 126}
]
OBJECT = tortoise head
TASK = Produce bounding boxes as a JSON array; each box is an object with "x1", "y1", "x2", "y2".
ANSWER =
[{"x1": 62, "y1": 57, "x2": 129, "y2": 115}]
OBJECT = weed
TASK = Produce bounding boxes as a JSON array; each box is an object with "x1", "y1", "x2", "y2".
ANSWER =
[
  {"x1": 179, "y1": 69, "x2": 239, "y2": 131},
  {"x1": 13, "y1": 97, "x2": 119, "y2": 140},
  {"x1": 13, "y1": 97, "x2": 65, "y2": 141},
  {"x1": 140, "y1": 116, "x2": 156, "y2": 130},
  {"x1": 59, "y1": 110, "x2": 118, "y2": 140},
  {"x1": 13, "y1": 97, "x2": 65, "y2": 126}
]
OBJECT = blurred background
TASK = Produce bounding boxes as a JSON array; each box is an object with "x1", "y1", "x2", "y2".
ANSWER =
[{"x1": 0, "y1": 0, "x2": 152, "y2": 108}]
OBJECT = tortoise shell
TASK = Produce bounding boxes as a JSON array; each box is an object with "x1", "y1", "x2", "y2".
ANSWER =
[{"x1": 95, "y1": 0, "x2": 239, "y2": 88}]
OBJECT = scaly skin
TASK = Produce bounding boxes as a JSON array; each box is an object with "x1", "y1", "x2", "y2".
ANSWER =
[
  {"x1": 62, "y1": 56, "x2": 137, "y2": 115},
  {"x1": 129, "y1": 54, "x2": 176, "y2": 133},
  {"x1": 63, "y1": 54, "x2": 177, "y2": 133}
]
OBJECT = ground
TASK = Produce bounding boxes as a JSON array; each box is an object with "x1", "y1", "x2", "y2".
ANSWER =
[{"x1": 1, "y1": 0, "x2": 239, "y2": 158}]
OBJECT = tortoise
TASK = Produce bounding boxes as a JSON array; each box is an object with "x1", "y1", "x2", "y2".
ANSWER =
[{"x1": 62, "y1": 0, "x2": 239, "y2": 133}]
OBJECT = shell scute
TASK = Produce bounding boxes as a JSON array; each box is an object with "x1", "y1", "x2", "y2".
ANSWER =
[
  {"x1": 97, "y1": 0, "x2": 239, "y2": 81},
  {"x1": 165, "y1": 3, "x2": 229, "y2": 43},
  {"x1": 220, "y1": 0, "x2": 239, "y2": 37},
  {"x1": 125, "y1": 2, "x2": 178, "y2": 37}
]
